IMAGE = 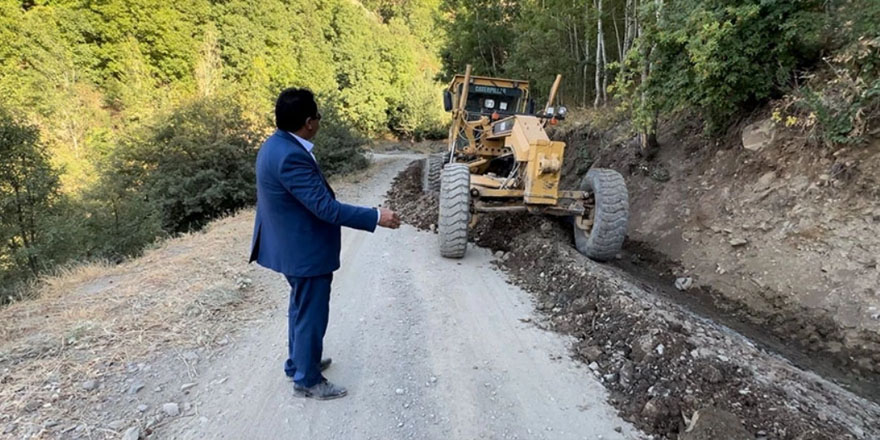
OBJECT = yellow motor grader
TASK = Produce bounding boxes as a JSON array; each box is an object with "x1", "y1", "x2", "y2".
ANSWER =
[{"x1": 424, "y1": 65, "x2": 629, "y2": 261}]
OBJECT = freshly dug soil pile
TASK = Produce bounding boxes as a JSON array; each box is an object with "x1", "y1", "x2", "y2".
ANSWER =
[
  {"x1": 500, "y1": 231, "x2": 868, "y2": 439},
  {"x1": 385, "y1": 159, "x2": 880, "y2": 440},
  {"x1": 384, "y1": 160, "x2": 440, "y2": 231}
]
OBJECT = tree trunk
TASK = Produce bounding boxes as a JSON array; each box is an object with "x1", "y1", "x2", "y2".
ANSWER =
[
  {"x1": 623, "y1": 0, "x2": 635, "y2": 57},
  {"x1": 612, "y1": 8, "x2": 622, "y2": 63},
  {"x1": 490, "y1": 45, "x2": 498, "y2": 75},
  {"x1": 601, "y1": 30, "x2": 608, "y2": 104},
  {"x1": 583, "y1": 63, "x2": 589, "y2": 107},
  {"x1": 583, "y1": 2, "x2": 591, "y2": 107},
  {"x1": 637, "y1": 0, "x2": 661, "y2": 159},
  {"x1": 594, "y1": 0, "x2": 604, "y2": 108},
  {"x1": 11, "y1": 178, "x2": 38, "y2": 276}
]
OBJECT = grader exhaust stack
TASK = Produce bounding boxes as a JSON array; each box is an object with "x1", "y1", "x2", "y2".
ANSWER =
[
  {"x1": 543, "y1": 74, "x2": 562, "y2": 116},
  {"x1": 426, "y1": 65, "x2": 630, "y2": 261}
]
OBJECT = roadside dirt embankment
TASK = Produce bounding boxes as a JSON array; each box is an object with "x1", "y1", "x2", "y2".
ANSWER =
[{"x1": 554, "y1": 116, "x2": 880, "y2": 394}]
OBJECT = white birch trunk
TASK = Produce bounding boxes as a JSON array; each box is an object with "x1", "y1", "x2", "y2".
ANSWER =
[
  {"x1": 601, "y1": 33, "x2": 608, "y2": 104},
  {"x1": 594, "y1": 0, "x2": 603, "y2": 108},
  {"x1": 583, "y1": 2, "x2": 591, "y2": 107}
]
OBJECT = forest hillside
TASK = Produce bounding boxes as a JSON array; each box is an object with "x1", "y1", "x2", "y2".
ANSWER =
[{"x1": 1, "y1": 0, "x2": 878, "y2": 307}]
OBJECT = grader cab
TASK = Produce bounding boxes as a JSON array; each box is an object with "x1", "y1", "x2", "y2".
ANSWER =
[{"x1": 424, "y1": 65, "x2": 629, "y2": 261}]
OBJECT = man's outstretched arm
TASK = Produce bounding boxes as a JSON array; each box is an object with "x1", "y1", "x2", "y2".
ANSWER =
[{"x1": 279, "y1": 155, "x2": 399, "y2": 230}]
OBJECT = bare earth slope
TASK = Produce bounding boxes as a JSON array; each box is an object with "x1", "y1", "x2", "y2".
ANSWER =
[{"x1": 557, "y1": 119, "x2": 880, "y2": 387}]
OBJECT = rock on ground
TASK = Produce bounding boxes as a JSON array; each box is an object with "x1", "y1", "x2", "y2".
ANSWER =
[
  {"x1": 162, "y1": 402, "x2": 180, "y2": 417},
  {"x1": 679, "y1": 407, "x2": 750, "y2": 440},
  {"x1": 123, "y1": 426, "x2": 140, "y2": 440}
]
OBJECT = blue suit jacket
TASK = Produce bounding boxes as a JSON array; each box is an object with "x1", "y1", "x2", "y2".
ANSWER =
[{"x1": 249, "y1": 130, "x2": 377, "y2": 277}]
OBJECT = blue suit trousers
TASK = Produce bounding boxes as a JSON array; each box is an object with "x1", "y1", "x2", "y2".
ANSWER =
[{"x1": 284, "y1": 273, "x2": 333, "y2": 387}]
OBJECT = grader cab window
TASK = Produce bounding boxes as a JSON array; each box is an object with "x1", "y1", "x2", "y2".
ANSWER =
[{"x1": 460, "y1": 84, "x2": 523, "y2": 118}]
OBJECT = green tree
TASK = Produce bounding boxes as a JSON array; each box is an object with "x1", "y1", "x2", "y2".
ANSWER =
[
  {"x1": 85, "y1": 0, "x2": 210, "y2": 86},
  {"x1": 0, "y1": 109, "x2": 63, "y2": 298},
  {"x1": 439, "y1": 0, "x2": 519, "y2": 79},
  {"x1": 104, "y1": 36, "x2": 162, "y2": 123},
  {"x1": 78, "y1": 169, "x2": 165, "y2": 261},
  {"x1": 390, "y1": 69, "x2": 447, "y2": 140},
  {"x1": 326, "y1": 0, "x2": 400, "y2": 135},
  {"x1": 0, "y1": 3, "x2": 112, "y2": 191},
  {"x1": 363, "y1": 0, "x2": 445, "y2": 53},
  {"x1": 504, "y1": 0, "x2": 602, "y2": 106},
  {"x1": 312, "y1": 105, "x2": 371, "y2": 177}
]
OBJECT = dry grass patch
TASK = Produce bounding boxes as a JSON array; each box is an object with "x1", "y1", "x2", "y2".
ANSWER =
[{"x1": 0, "y1": 211, "x2": 269, "y2": 437}]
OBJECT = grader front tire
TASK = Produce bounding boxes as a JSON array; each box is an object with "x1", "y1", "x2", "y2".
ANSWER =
[
  {"x1": 574, "y1": 168, "x2": 629, "y2": 262},
  {"x1": 438, "y1": 164, "x2": 470, "y2": 258}
]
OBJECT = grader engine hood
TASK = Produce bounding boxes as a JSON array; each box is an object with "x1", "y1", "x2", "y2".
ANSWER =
[{"x1": 489, "y1": 115, "x2": 565, "y2": 205}]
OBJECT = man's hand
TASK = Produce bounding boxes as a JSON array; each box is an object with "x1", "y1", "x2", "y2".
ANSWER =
[{"x1": 378, "y1": 207, "x2": 401, "y2": 229}]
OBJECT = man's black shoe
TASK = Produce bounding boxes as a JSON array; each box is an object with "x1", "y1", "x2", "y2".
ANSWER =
[{"x1": 293, "y1": 380, "x2": 348, "y2": 400}]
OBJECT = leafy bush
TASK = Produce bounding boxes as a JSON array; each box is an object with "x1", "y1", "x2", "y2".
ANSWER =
[
  {"x1": 765, "y1": 2, "x2": 880, "y2": 146},
  {"x1": 794, "y1": 41, "x2": 880, "y2": 144},
  {"x1": 113, "y1": 97, "x2": 260, "y2": 233},
  {"x1": 78, "y1": 174, "x2": 165, "y2": 261},
  {"x1": 388, "y1": 71, "x2": 448, "y2": 141},
  {"x1": 313, "y1": 105, "x2": 371, "y2": 177},
  {"x1": 617, "y1": 0, "x2": 828, "y2": 133}
]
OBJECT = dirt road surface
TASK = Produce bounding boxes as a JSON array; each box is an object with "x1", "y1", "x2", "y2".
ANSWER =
[{"x1": 157, "y1": 154, "x2": 640, "y2": 440}]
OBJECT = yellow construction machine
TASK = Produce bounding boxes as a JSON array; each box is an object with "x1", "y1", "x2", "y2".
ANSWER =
[{"x1": 424, "y1": 65, "x2": 629, "y2": 261}]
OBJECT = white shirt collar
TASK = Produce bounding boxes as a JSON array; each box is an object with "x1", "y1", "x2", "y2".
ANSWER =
[{"x1": 288, "y1": 132, "x2": 314, "y2": 154}]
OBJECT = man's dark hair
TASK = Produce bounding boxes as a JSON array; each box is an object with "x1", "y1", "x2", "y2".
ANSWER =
[{"x1": 275, "y1": 88, "x2": 318, "y2": 132}]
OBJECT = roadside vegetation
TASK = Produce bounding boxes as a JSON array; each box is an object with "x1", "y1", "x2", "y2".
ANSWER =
[
  {"x1": 441, "y1": 0, "x2": 879, "y2": 144},
  {"x1": 0, "y1": 0, "x2": 446, "y2": 304}
]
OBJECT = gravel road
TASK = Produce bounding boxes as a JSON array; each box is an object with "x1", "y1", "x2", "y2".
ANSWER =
[{"x1": 157, "y1": 154, "x2": 640, "y2": 440}]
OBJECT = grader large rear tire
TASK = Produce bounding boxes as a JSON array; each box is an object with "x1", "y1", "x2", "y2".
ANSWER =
[
  {"x1": 422, "y1": 153, "x2": 444, "y2": 194},
  {"x1": 438, "y1": 164, "x2": 470, "y2": 258},
  {"x1": 574, "y1": 168, "x2": 629, "y2": 262}
]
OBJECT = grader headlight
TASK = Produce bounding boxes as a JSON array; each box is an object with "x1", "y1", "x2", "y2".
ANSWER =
[{"x1": 492, "y1": 119, "x2": 514, "y2": 135}]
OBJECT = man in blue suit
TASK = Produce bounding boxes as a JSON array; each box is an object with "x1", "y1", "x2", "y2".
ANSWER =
[{"x1": 250, "y1": 88, "x2": 400, "y2": 400}]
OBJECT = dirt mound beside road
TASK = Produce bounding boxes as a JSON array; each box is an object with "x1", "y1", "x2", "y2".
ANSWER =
[
  {"x1": 386, "y1": 159, "x2": 880, "y2": 439},
  {"x1": 385, "y1": 161, "x2": 440, "y2": 231},
  {"x1": 500, "y1": 229, "x2": 874, "y2": 439}
]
